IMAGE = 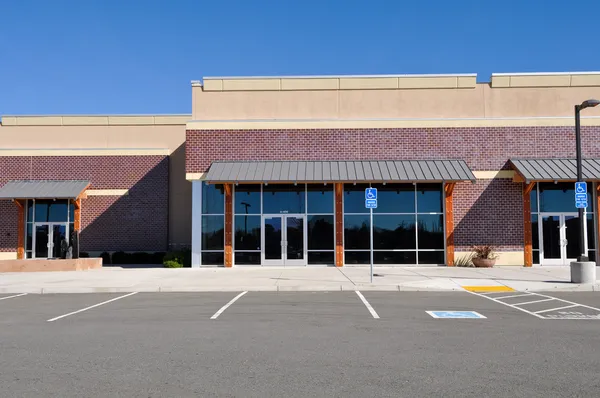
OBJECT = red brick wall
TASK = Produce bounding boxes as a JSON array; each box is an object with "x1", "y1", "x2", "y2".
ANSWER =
[
  {"x1": 0, "y1": 156, "x2": 168, "y2": 253},
  {"x1": 186, "y1": 126, "x2": 600, "y2": 254}
]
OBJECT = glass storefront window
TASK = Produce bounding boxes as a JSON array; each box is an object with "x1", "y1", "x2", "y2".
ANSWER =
[
  {"x1": 234, "y1": 215, "x2": 261, "y2": 250},
  {"x1": 234, "y1": 185, "x2": 260, "y2": 214},
  {"x1": 372, "y1": 184, "x2": 414, "y2": 213},
  {"x1": 201, "y1": 216, "x2": 224, "y2": 250},
  {"x1": 373, "y1": 215, "x2": 416, "y2": 250},
  {"x1": 587, "y1": 214, "x2": 595, "y2": 250},
  {"x1": 34, "y1": 200, "x2": 69, "y2": 222},
  {"x1": 417, "y1": 214, "x2": 444, "y2": 249},
  {"x1": 374, "y1": 251, "x2": 416, "y2": 265},
  {"x1": 234, "y1": 252, "x2": 260, "y2": 265},
  {"x1": 418, "y1": 251, "x2": 444, "y2": 264},
  {"x1": 345, "y1": 251, "x2": 370, "y2": 265},
  {"x1": 344, "y1": 215, "x2": 370, "y2": 250},
  {"x1": 416, "y1": 184, "x2": 443, "y2": 213},
  {"x1": 27, "y1": 200, "x2": 33, "y2": 222},
  {"x1": 308, "y1": 252, "x2": 335, "y2": 265},
  {"x1": 307, "y1": 185, "x2": 333, "y2": 214},
  {"x1": 539, "y1": 182, "x2": 594, "y2": 213},
  {"x1": 202, "y1": 184, "x2": 225, "y2": 214},
  {"x1": 532, "y1": 214, "x2": 539, "y2": 250},
  {"x1": 530, "y1": 186, "x2": 538, "y2": 213},
  {"x1": 263, "y1": 184, "x2": 305, "y2": 214},
  {"x1": 307, "y1": 215, "x2": 334, "y2": 250},
  {"x1": 343, "y1": 184, "x2": 370, "y2": 214},
  {"x1": 201, "y1": 252, "x2": 224, "y2": 266}
]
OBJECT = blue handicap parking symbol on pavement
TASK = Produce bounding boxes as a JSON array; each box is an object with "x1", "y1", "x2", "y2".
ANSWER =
[
  {"x1": 426, "y1": 311, "x2": 486, "y2": 319},
  {"x1": 365, "y1": 188, "x2": 377, "y2": 200}
]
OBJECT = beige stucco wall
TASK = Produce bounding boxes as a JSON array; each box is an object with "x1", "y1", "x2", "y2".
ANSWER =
[
  {"x1": 192, "y1": 74, "x2": 600, "y2": 120},
  {"x1": 0, "y1": 115, "x2": 192, "y2": 248}
]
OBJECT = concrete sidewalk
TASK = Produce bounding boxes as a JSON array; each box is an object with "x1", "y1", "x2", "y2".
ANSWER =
[{"x1": 0, "y1": 266, "x2": 599, "y2": 294}]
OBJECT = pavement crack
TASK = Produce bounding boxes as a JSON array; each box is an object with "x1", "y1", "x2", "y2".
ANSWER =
[{"x1": 336, "y1": 267, "x2": 356, "y2": 285}]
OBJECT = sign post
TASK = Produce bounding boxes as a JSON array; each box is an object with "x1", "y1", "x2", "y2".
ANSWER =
[{"x1": 365, "y1": 188, "x2": 377, "y2": 283}]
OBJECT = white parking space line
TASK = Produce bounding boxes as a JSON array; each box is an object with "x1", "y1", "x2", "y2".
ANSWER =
[
  {"x1": 355, "y1": 291, "x2": 380, "y2": 319},
  {"x1": 465, "y1": 290, "x2": 546, "y2": 318},
  {"x1": 210, "y1": 291, "x2": 248, "y2": 320},
  {"x1": 514, "y1": 298, "x2": 555, "y2": 306},
  {"x1": 47, "y1": 292, "x2": 138, "y2": 322},
  {"x1": 534, "y1": 304, "x2": 579, "y2": 314},
  {"x1": 529, "y1": 292, "x2": 600, "y2": 312},
  {"x1": 494, "y1": 293, "x2": 534, "y2": 300},
  {"x1": 0, "y1": 293, "x2": 27, "y2": 301}
]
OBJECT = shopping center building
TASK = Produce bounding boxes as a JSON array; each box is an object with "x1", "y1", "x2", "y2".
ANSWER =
[{"x1": 2, "y1": 71, "x2": 600, "y2": 267}]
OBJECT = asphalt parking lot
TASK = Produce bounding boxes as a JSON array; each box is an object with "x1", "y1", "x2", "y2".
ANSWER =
[{"x1": 1, "y1": 291, "x2": 600, "y2": 397}]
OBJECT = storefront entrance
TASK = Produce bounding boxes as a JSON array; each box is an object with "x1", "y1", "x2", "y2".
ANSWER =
[
  {"x1": 539, "y1": 213, "x2": 580, "y2": 265},
  {"x1": 262, "y1": 215, "x2": 306, "y2": 266},
  {"x1": 34, "y1": 223, "x2": 69, "y2": 259}
]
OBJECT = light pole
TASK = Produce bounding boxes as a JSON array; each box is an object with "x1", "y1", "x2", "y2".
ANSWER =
[{"x1": 574, "y1": 99, "x2": 600, "y2": 262}]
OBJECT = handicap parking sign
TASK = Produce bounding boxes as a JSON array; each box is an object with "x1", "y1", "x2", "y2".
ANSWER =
[
  {"x1": 575, "y1": 182, "x2": 588, "y2": 208},
  {"x1": 575, "y1": 181, "x2": 587, "y2": 194},
  {"x1": 365, "y1": 188, "x2": 377, "y2": 200},
  {"x1": 426, "y1": 311, "x2": 487, "y2": 319}
]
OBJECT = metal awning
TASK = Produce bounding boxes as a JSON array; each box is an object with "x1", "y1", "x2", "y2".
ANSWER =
[
  {"x1": 0, "y1": 180, "x2": 90, "y2": 199},
  {"x1": 509, "y1": 159, "x2": 600, "y2": 182},
  {"x1": 203, "y1": 160, "x2": 475, "y2": 183}
]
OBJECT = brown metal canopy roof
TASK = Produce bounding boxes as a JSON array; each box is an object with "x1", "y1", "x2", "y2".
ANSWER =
[
  {"x1": 510, "y1": 159, "x2": 600, "y2": 183},
  {"x1": 0, "y1": 180, "x2": 90, "y2": 199},
  {"x1": 203, "y1": 160, "x2": 476, "y2": 183}
]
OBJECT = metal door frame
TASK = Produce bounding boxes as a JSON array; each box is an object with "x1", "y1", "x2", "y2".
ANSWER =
[
  {"x1": 539, "y1": 212, "x2": 580, "y2": 266},
  {"x1": 261, "y1": 214, "x2": 307, "y2": 266}
]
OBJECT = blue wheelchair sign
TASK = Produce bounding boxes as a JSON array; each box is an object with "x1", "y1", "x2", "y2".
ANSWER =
[
  {"x1": 575, "y1": 181, "x2": 587, "y2": 194},
  {"x1": 365, "y1": 188, "x2": 377, "y2": 200}
]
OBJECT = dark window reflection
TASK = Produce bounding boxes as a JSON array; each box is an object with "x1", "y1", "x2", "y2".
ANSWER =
[
  {"x1": 201, "y1": 252, "x2": 224, "y2": 265},
  {"x1": 234, "y1": 185, "x2": 260, "y2": 214},
  {"x1": 308, "y1": 251, "x2": 335, "y2": 265},
  {"x1": 201, "y1": 215, "x2": 224, "y2": 250},
  {"x1": 418, "y1": 251, "x2": 444, "y2": 264},
  {"x1": 589, "y1": 250, "x2": 596, "y2": 262},
  {"x1": 565, "y1": 216, "x2": 581, "y2": 259},
  {"x1": 307, "y1": 185, "x2": 333, "y2": 214},
  {"x1": 27, "y1": 200, "x2": 33, "y2": 222},
  {"x1": 345, "y1": 251, "x2": 370, "y2": 264},
  {"x1": 343, "y1": 184, "x2": 370, "y2": 214},
  {"x1": 372, "y1": 184, "x2": 414, "y2": 213},
  {"x1": 26, "y1": 224, "x2": 32, "y2": 250},
  {"x1": 235, "y1": 252, "x2": 261, "y2": 265},
  {"x1": 34, "y1": 200, "x2": 68, "y2": 222},
  {"x1": 69, "y1": 202, "x2": 74, "y2": 222},
  {"x1": 532, "y1": 214, "x2": 539, "y2": 250},
  {"x1": 344, "y1": 215, "x2": 370, "y2": 249},
  {"x1": 263, "y1": 184, "x2": 305, "y2": 213},
  {"x1": 417, "y1": 215, "x2": 444, "y2": 249},
  {"x1": 373, "y1": 215, "x2": 416, "y2": 250},
  {"x1": 264, "y1": 216, "x2": 282, "y2": 260},
  {"x1": 542, "y1": 215, "x2": 561, "y2": 259},
  {"x1": 374, "y1": 251, "x2": 416, "y2": 264},
  {"x1": 530, "y1": 185, "x2": 538, "y2": 213},
  {"x1": 539, "y1": 182, "x2": 594, "y2": 213},
  {"x1": 587, "y1": 214, "x2": 595, "y2": 250},
  {"x1": 533, "y1": 250, "x2": 540, "y2": 264},
  {"x1": 308, "y1": 215, "x2": 334, "y2": 250},
  {"x1": 202, "y1": 184, "x2": 225, "y2": 214},
  {"x1": 235, "y1": 215, "x2": 261, "y2": 250},
  {"x1": 416, "y1": 184, "x2": 443, "y2": 213}
]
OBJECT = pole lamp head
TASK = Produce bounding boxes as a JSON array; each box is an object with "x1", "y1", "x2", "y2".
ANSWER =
[{"x1": 580, "y1": 99, "x2": 600, "y2": 110}]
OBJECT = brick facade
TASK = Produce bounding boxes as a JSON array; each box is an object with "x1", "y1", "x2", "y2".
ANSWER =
[
  {"x1": 0, "y1": 156, "x2": 169, "y2": 253},
  {"x1": 186, "y1": 126, "x2": 600, "y2": 253}
]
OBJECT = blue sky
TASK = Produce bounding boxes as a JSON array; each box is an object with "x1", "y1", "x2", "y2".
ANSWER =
[{"x1": 1, "y1": 0, "x2": 599, "y2": 115}]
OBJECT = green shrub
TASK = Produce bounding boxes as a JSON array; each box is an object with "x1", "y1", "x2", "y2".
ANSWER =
[
  {"x1": 100, "y1": 252, "x2": 112, "y2": 265},
  {"x1": 163, "y1": 260, "x2": 183, "y2": 268},
  {"x1": 111, "y1": 251, "x2": 130, "y2": 264},
  {"x1": 163, "y1": 249, "x2": 192, "y2": 267}
]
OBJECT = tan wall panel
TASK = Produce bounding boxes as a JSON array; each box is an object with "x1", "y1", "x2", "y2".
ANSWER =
[
  {"x1": 203, "y1": 79, "x2": 223, "y2": 91},
  {"x1": 10, "y1": 116, "x2": 63, "y2": 125},
  {"x1": 398, "y1": 76, "x2": 457, "y2": 89},
  {"x1": 0, "y1": 252, "x2": 18, "y2": 260},
  {"x1": 571, "y1": 74, "x2": 600, "y2": 87},
  {"x1": 108, "y1": 116, "x2": 155, "y2": 125},
  {"x1": 509, "y1": 75, "x2": 571, "y2": 87},
  {"x1": 339, "y1": 77, "x2": 398, "y2": 90},
  {"x1": 281, "y1": 78, "x2": 339, "y2": 90},
  {"x1": 222, "y1": 78, "x2": 281, "y2": 91},
  {"x1": 62, "y1": 116, "x2": 110, "y2": 125},
  {"x1": 457, "y1": 76, "x2": 477, "y2": 88},
  {"x1": 491, "y1": 75, "x2": 510, "y2": 87},
  {"x1": 153, "y1": 115, "x2": 190, "y2": 125}
]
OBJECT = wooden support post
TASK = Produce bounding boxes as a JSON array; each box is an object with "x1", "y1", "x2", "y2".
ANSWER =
[
  {"x1": 224, "y1": 184, "x2": 233, "y2": 267},
  {"x1": 335, "y1": 183, "x2": 344, "y2": 267},
  {"x1": 523, "y1": 182, "x2": 535, "y2": 267},
  {"x1": 15, "y1": 200, "x2": 25, "y2": 260},
  {"x1": 444, "y1": 183, "x2": 456, "y2": 266},
  {"x1": 73, "y1": 198, "x2": 82, "y2": 232}
]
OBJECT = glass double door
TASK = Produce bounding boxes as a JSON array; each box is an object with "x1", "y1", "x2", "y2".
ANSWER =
[
  {"x1": 540, "y1": 213, "x2": 580, "y2": 265},
  {"x1": 34, "y1": 223, "x2": 68, "y2": 259},
  {"x1": 262, "y1": 215, "x2": 306, "y2": 266}
]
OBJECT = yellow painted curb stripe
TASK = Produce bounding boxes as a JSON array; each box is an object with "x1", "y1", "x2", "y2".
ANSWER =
[{"x1": 462, "y1": 286, "x2": 515, "y2": 293}]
